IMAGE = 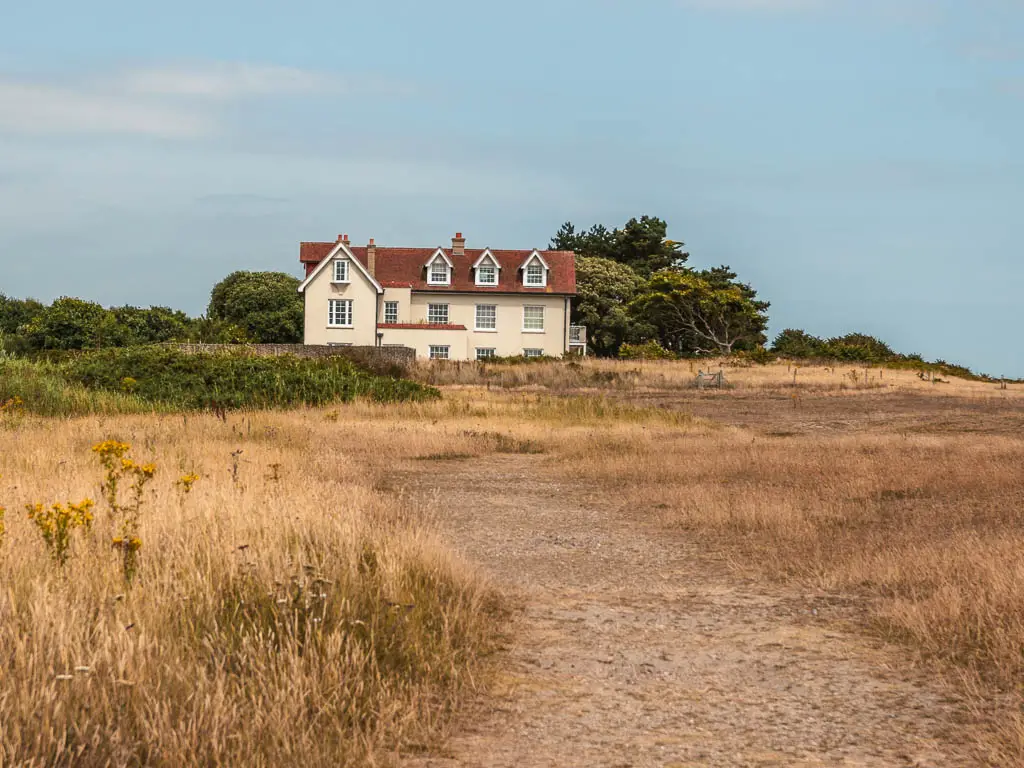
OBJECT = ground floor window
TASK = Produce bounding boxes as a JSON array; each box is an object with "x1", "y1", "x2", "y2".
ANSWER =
[
  {"x1": 328, "y1": 299, "x2": 353, "y2": 327},
  {"x1": 476, "y1": 348, "x2": 496, "y2": 360},
  {"x1": 429, "y1": 345, "x2": 450, "y2": 360},
  {"x1": 427, "y1": 303, "x2": 449, "y2": 325},
  {"x1": 523, "y1": 348, "x2": 543, "y2": 358}
]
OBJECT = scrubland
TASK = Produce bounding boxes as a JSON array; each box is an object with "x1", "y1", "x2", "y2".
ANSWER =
[{"x1": 3, "y1": 356, "x2": 1023, "y2": 763}]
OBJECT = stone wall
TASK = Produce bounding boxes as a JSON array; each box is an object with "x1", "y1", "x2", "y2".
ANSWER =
[{"x1": 170, "y1": 344, "x2": 416, "y2": 374}]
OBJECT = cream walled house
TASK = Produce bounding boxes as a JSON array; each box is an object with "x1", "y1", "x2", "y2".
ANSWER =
[{"x1": 297, "y1": 233, "x2": 586, "y2": 360}]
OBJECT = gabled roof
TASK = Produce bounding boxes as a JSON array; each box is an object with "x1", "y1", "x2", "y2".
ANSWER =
[
  {"x1": 520, "y1": 250, "x2": 550, "y2": 270},
  {"x1": 471, "y1": 249, "x2": 500, "y2": 269},
  {"x1": 299, "y1": 242, "x2": 576, "y2": 295},
  {"x1": 297, "y1": 242, "x2": 383, "y2": 294},
  {"x1": 426, "y1": 248, "x2": 454, "y2": 268}
]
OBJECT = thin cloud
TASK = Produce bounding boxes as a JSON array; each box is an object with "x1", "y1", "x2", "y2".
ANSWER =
[
  {"x1": 116, "y1": 63, "x2": 338, "y2": 99},
  {"x1": 0, "y1": 79, "x2": 210, "y2": 138},
  {"x1": 0, "y1": 62, "x2": 378, "y2": 139}
]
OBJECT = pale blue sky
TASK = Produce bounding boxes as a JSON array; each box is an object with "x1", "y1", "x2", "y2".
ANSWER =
[{"x1": 1, "y1": 1, "x2": 1022, "y2": 374}]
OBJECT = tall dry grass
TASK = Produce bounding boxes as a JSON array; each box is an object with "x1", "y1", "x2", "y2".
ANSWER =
[
  {"x1": 0, "y1": 409, "x2": 501, "y2": 767},
  {"x1": 414, "y1": 357, "x2": 1023, "y2": 398}
]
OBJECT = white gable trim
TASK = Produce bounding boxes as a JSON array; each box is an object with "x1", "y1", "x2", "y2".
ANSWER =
[
  {"x1": 471, "y1": 249, "x2": 501, "y2": 270},
  {"x1": 426, "y1": 248, "x2": 454, "y2": 268},
  {"x1": 519, "y1": 250, "x2": 550, "y2": 271},
  {"x1": 298, "y1": 242, "x2": 383, "y2": 294}
]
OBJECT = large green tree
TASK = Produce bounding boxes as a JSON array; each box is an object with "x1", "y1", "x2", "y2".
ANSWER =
[
  {"x1": 631, "y1": 268, "x2": 769, "y2": 355},
  {"x1": 0, "y1": 294, "x2": 45, "y2": 336},
  {"x1": 552, "y1": 215, "x2": 688, "y2": 277},
  {"x1": 573, "y1": 256, "x2": 651, "y2": 357},
  {"x1": 207, "y1": 271, "x2": 303, "y2": 344},
  {"x1": 20, "y1": 297, "x2": 117, "y2": 350}
]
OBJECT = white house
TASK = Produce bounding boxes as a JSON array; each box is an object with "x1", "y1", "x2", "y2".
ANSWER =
[{"x1": 298, "y1": 233, "x2": 586, "y2": 360}]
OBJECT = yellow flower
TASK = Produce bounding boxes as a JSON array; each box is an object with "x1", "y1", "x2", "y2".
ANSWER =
[
  {"x1": 92, "y1": 441, "x2": 131, "y2": 459},
  {"x1": 176, "y1": 473, "x2": 200, "y2": 493}
]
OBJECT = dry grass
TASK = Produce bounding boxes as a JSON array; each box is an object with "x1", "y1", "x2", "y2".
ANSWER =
[
  {"x1": 0, "y1": 409, "x2": 504, "y2": 767},
  {"x1": 414, "y1": 356, "x2": 1023, "y2": 398},
  {"x1": 5, "y1": 363, "x2": 1024, "y2": 763}
]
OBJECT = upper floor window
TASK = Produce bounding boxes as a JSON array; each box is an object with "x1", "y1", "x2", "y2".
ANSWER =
[
  {"x1": 476, "y1": 263, "x2": 497, "y2": 286},
  {"x1": 428, "y1": 260, "x2": 450, "y2": 285},
  {"x1": 475, "y1": 304, "x2": 497, "y2": 331},
  {"x1": 525, "y1": 262, "x2": 545, "y2": 287},
  {"x1": 523, "y1": 305, "x2": 545, "y2": 332},
  {"x1": 384, "y1": 301, "x2": 399, "y2": 324},
  {"x1": 328, "y1": 299, "x2": 353, "y2": 327},
  {"x1": 333, "y1": 259, "x2": 350, "y2": 283},
  {"x1": 427, "y1": 303, "x2": 449, "y2": 325}
]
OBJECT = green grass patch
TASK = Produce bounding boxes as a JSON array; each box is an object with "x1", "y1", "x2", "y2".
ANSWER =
[{"x1": 0, "y1": 347, "x2": 439, "y2": 416}]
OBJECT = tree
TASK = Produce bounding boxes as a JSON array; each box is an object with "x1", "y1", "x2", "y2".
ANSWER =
[
  {"x1": 0, "y1": 294, "x2": 45, "y2": 336},
  {"x1": 552, "y1": 215, "x2": 688, "y2": 277},
  {"x1": 21, "y1": 297, "x2": 116, "y2": 350},
  {"x1": 771, "y1": 329, "x2": 826, "y2": 358},
  {"x1": 108, "y1": 305, "x2": 193, "y2": 346},
  {"x1": 631, "y1": 269, "x2": 769, "y2": 355},
  {"x1": 573, "y1": 256, "x2": 651, "y2": 357},
  {"x1": 207, "y1": 271, "x2": 303, "y2": 344}
]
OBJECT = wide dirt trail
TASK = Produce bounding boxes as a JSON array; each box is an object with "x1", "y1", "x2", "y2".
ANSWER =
[{"x1": 402, "y1": 454, "x2": 970, "y2": 768}]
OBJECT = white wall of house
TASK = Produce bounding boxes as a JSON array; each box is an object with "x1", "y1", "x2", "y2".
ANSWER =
[
  {"x1": 375, "y1": 293, "x2": 570, "y2": 360},
  {"x1": 303, "y1": 258, "x2": 573, "y2": 359},
  {"x1": 302, "y1": 256, "x2": 379, "y2": 346}
]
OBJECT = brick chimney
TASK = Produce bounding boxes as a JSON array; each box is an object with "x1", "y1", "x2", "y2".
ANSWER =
[
  {"x1": 366, "y1": 238, "x2": 377, "y2": 277},
  {"x1": 452, "y1": 232, "x2": 466, "y2": 257},
  {"x1": 338, "y1": 233, "x2": 350, "y2": 245}
]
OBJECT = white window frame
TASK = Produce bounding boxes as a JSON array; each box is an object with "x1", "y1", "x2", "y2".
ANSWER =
[
  {"x1": 523, "y1": 348, "x2": 544, "y2": 358},
  {"x1": 522, "y1": 305, "x2": 545, "y2": 332},
  {"x1": 332, "y1": 259, "x2": 350, "y2": 283},
  {"x1": 475, "y1": 304, "x2": 497, "y2": 331},
  {"x1": 476, "y1": 263, "x2": 497, "y2": 286},
  {"x1": 429, "y1": 345, "x2": 450, "y2": 360},
  {"x1": 476, "y1": 348, "x2": 496, "y2": 360},
  {"x1": 524, "y1": 262, "x2": 546, "y2": 287},
  {"x1": 328, "y1": 299, "x2": 353, "y2": 328},
  {"x1": 427, "y1": 303, "x2": 449, "y2": 325},
  {"x1": 383, "y1": 301, "x2": 399, "y2": 325}
]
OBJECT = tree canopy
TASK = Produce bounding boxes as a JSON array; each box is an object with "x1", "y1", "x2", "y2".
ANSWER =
[
  {"x1": 552, "y1": 215, "x2": 688, "y2": 277},
  {"x1": 553, "y1": 216, "x2": 768, "y2": 357},
  {"x1": 207, "y1": 271, "x2": 304, "y2": 344},
  {"x1": 572, "y1": 256, "x2": 651, "y2": 357},
  {"x1": 631, "y1": 270, "x2": 769, "y2": 355}
]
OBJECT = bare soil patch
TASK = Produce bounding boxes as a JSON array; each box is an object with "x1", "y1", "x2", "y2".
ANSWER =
[
  {"x1": 617, "y1": 390, "x2": 1024, "y2": 436},
  {"x1": 402, "y1": 453, "x2": 977, "y2": 767}
]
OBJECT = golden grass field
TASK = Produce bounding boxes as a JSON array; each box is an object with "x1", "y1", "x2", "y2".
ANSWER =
[{"x1": 2, "y1": 357, "x2": 1023, "y2": 764}]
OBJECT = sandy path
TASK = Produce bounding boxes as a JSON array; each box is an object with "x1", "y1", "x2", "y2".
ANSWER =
[{"x1": 402, "y1": 454, "x2": 971, "y2": 768}]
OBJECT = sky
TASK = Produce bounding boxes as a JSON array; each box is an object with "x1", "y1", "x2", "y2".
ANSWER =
[{"x1": 1, "y1": 0, "x2": 1022, "y2": 375}]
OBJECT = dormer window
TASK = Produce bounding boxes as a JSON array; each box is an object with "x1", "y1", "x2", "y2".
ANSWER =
[
  {"x1": 477, "y1": 264, "x2": 496, "y2": 285},
  {"x1": 429, "y1": 261, "x2": 450, "y2": 285},
  {"x1": 525, "y1": 263, "x2": 544, "y2": 286},
  {"x1": 332, "y1": 259, "x2": 350, "y2": 283},
  {"x1": 520, "y1": 251, "x2": 549, "y2": 287},
  {"x1": 426, "y1": 250, "x2": 453, "y2": 286},
  {"x1": 473, "y1": 250, "x2": 501, "y2": 286}
]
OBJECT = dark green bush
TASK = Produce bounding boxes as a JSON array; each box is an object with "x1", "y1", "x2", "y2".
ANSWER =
[
  {"x1": 1, "y1": 347, "x2": 438, "y2": 415},
  {"x1": 618, "y1": 341, "x2": 676, "y2": 360}
]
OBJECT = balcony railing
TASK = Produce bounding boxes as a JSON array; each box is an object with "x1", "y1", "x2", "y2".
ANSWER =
[{"x1": 569, "y1": 325, "x2": 587, "y2": 355}]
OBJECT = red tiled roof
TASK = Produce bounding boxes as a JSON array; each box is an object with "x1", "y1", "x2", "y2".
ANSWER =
[
  {"x1": 377, "y1": 323, "x2": 467, "y2": 331},
  {"x1": 300, "y1": 242, "x2": 576, "y2": 295}
]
